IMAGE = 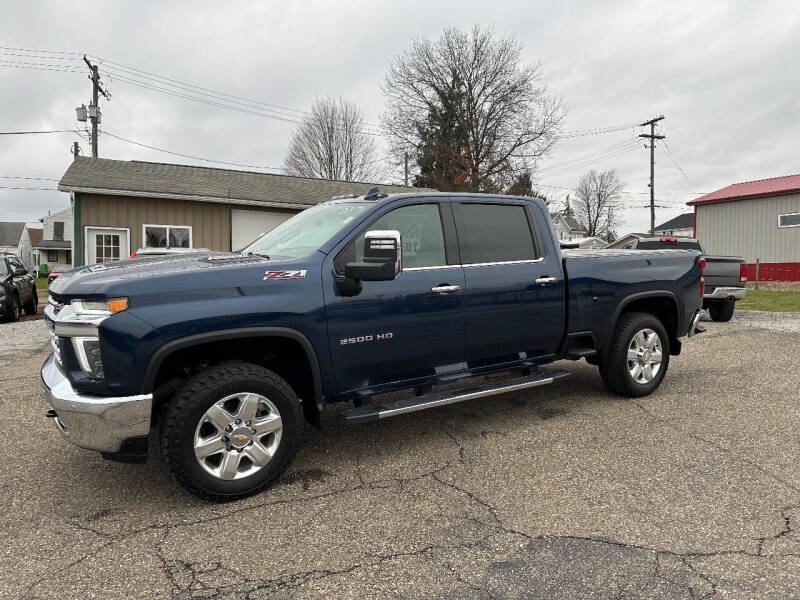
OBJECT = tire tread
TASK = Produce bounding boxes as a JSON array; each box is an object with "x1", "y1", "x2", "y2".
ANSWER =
[{"x1": 160, "y1": 360, "x2": 303, "y2": 502}]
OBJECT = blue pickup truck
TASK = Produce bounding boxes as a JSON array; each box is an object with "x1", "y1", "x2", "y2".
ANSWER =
[{"x1": 43, "y1": 190, "x2": 705, "y2": 500}]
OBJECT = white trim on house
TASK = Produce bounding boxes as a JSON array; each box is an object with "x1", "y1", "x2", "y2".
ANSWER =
[
  {"x1": 142, "y1": 223, "x2": 194, "y2": 249},
  {"x1": 59, "y1": 185, "x2": 313, "y2": 211},
  {"x1": 83, "y1": 225, "x2": 131, "y2": 265}
]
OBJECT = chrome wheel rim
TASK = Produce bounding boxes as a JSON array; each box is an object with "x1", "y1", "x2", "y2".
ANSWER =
[
  {"x1": 627, "y1": 328, "x2": 662, "y2": 384},
  {"x1": 193, "y1": 392, "x2": 283, "y2": 480}
]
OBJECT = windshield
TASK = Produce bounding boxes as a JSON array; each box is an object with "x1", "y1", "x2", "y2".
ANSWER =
[{"x1": 242, "y1": 201, "x2": 371, "y2": 258}]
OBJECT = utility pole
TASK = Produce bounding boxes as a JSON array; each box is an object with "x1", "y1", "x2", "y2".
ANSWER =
[
  {"x1": 404, "y1": 152, "x2": 409, "y2": 186},
  {"x1": 72, "y1": 141, "x2": 80, "y2": 159},
  {"x1": 639, "y1": 115, "x2": 665, "y2": 235},
  {"x1": 82, "y1": 55, "x2": 109, "y2": 157}
]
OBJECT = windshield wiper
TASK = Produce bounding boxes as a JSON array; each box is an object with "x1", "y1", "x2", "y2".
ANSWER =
[{"x1": 244, "y1": 251, "x2": 270, "y2": 259}]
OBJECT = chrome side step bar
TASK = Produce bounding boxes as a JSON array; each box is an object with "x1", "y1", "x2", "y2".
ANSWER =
[{"x1": 340, "y1": 369, "x2": 571, "y2": 424}]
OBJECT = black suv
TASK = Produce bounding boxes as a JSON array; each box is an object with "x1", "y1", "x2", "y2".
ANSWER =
[{"x1": 0, "y1": 253, "x2": 38, "y2": 322}]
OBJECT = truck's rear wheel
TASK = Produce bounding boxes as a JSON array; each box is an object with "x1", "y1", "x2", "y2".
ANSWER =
[
  {"x1": 708, "y1": 301, "x2": 735, "y2": 322},
  {"x1": 599, "y1": 312, "x2": 670, "y2": 397},
  {"x1": 23, "y1": 289, "x2": 38, "y2": 315},
  {"x1": 160, "y1": 361, "x2": 303, "y2": 501}
]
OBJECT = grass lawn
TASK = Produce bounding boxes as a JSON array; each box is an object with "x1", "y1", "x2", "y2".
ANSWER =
[
  {"x1": 36, "y1": 277, "x2": 49, "y2": 298},
  {"x1": 737, "y1": 289, "x2": 800, "y2": 312}
]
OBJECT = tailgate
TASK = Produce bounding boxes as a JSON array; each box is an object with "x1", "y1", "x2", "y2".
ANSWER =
[{"x1": 704, "y1": 255, "x2": 744, "y2": 289}]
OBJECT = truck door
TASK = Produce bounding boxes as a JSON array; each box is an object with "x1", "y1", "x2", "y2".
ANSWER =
[
  {"x1": 452, "y1": 201, "x2": 565, "y2": 368},
  {"x1": 324, "y1": 201, "x2": 466, "y2": 395}
]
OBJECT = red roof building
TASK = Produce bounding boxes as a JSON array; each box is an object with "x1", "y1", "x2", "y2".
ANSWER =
[{"x1": 687, "y1": 173, "x2": 800, "y2": 281}]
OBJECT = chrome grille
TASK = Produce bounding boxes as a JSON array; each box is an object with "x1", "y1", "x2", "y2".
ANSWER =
[{"x1": 45, "y1": 297, "x2": 64, "y2": 367}]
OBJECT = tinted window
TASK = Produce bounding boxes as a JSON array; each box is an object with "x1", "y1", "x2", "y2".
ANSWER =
[
  {"x1": 0, "y1": 259, "x2": 7, "y2": 277},
  {"x1": 346, "y1": 204, "x2": 446, "y2": 269},
  {"x1": 456, "y1": 203, "x2": 537, "y2": 264}
]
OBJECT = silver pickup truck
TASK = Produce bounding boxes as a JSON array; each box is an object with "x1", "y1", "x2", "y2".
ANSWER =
[{"x1": 625, "y1": 237, "x2": 745, "y2": 322}]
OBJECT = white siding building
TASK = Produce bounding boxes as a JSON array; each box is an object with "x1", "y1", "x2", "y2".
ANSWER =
[
  {"x1": 688, "y1": 173, "x2": 800, "y2": 281},
  {"x1": 36, "y1": 207, "x2": 73, "y2": 272},
  {"x1": 550, "y1": 213, "x2": 585, "y2": 241}
]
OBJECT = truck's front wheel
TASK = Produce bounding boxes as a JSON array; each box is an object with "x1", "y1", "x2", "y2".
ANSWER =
[
  {"x1": 160, "y1": 361, "x2": 303, "y2": 501},
  {"x1": 599, "y1": 312, "x2": 670, "y2": 397}
]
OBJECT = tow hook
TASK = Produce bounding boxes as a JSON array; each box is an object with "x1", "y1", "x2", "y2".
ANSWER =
[{"x1": 45, "y1": 409, "x2": 58, "y2": 419}]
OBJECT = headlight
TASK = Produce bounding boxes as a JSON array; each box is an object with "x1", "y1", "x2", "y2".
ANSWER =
[
  {"x1": 72, "y1": 336, "x2": 105, "y2": 379},
  {"x1": 71, "y1": 298, "x2": 128, "y2": 315}
]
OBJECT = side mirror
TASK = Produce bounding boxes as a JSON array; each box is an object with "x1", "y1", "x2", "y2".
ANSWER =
[
  {"x1": 13, "y1": 267, "x2": 27, "y2": 276},
  {"x1": 345, "y1": 230, "x2": 402, "y2": 281}
]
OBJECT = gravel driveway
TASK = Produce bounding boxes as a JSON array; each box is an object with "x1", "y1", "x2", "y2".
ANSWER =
[{"x1": 2, "y1": 316, "x2": 800, "y2": 599}]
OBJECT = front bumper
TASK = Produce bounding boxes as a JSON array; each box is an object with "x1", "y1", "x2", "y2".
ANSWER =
[
  {"x1": 704, "y1": 286, "x2": 746, "y2": 301},
  {"x1": 41, "y1": 354, "x2": 153, "y2": 453}
]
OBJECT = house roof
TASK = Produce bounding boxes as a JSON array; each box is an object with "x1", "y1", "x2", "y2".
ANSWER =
[
  {"x1": 59, "y1": 157, "x2": 427, "y2": 208},
  {"x1": 687, "y1": 173, "x2": 800, "y2": 206},
  {"x1": 0, "y1": 222, "x2": 25, "y2": 247},
  {"x1": 27, "y1": 227, "x2": 43, "y2": 247},
  {"x1": 655, "y1": 212, "x2": 694, "y2": 230},
  {"x1": 34, "y1": 239, "x2": 71, "y2": 250},
  {"x1": 549, "y1": 212, "x2": 583, "y2": 232}
]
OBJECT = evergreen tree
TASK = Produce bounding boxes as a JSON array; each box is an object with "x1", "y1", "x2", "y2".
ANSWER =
[{"x1": 561, "y1": 194, "x2": 575, "y2": 219}]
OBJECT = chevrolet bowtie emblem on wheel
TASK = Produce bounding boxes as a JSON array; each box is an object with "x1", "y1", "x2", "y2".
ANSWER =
[
  {"x1": 231, "y1": 434, "x2": 249, "y2": 443},
  {"x1": 263, "y1": 269, "x2": 307, "y2": 280}
]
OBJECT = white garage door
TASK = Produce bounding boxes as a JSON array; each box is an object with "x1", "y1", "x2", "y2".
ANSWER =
[{"x1": 231, "y1": 208, "x2": 295, "y2": 250}]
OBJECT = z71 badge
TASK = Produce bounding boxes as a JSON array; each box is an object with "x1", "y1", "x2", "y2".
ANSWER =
[{"x1": 263, "y1": 269, "x2": 307, "y2": 280}]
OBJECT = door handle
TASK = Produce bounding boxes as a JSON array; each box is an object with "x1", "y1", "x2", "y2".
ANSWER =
[
  {"x1": 431, "y1": 285, "x2": 461, "y2": 294},
  {"x1": 535, "y1": 277, "x2": 557, "y2": 285}
]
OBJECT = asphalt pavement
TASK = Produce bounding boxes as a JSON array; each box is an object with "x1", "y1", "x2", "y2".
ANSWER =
[{"x1": 1, "y1": 313, "x2": 799, "y2": 599}]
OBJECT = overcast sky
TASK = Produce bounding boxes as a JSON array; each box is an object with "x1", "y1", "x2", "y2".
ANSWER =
[{"x1": 1, "y1": 1, "x2": 798, "y2": 235}]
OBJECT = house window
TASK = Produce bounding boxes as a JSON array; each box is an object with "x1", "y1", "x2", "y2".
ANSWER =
[
  {"x1": 778, "y1": 213, "x2": 800, "y2": 228},
  {"x1": 47, "y1": 250, "x2": 59, "y2": 262},
  {"x1": 53, "y1": 221, "x2": 64, "y2": 241},
  {"x1": 96, "y1": 234, "x2": 120, "y2": 263},
  {"x1": 143, "y1": 224, "x2": 192, "y2": 248},
  {"x1": 65, "y1": 250, "x2": 72, "y2": 264}
]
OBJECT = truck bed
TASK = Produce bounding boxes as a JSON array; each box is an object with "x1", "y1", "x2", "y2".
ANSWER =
[{"x1": 562, "y1": 248, "x2": 702, "y2": 349}]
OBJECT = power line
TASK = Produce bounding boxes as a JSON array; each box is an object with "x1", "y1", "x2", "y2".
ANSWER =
[
  {"x1": 0, "y1": 175, "x2": 59, "y2": 181},
  {"x1": 660, "y1": 142, "x2": 699, "y2": 193},
  {"x1": 0, "y1": 185, "x2": 58, "y2": 191},
  {"x1": 100, "y1": 130, "x2": 286, "y2": 171},
  {"x1": 665, "y1": 125, "x2": 798, "y2": 162},
  {"x1": 536, "y1": 141, "x2": 642, "y2": 179},
  {"x1": 0, "y1": 129, "x2": 76, "y2": 135}
]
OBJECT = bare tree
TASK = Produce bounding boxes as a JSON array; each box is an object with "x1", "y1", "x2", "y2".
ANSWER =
[
  {"x1": 382, "y1": 25, "x2": 564, "y2": 192},
  {"x1": 285, "y1": 97, "x2": 379, "y2": 181},
  {"x1": 573, "y1": 169, "x2": 624, "y2": 238}
]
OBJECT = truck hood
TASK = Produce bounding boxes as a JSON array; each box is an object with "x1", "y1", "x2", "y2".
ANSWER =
[{"x1": 49, "y1": 251, "x2": 284, "y2": 298}]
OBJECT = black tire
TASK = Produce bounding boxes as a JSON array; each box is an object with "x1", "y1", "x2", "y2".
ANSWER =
[
  {"x1": 708, "y1": 301, "x2": 735, "y2": 322},
  {"x1": 5, "y1": 294, "x2": 20, "y2": 322},
  {"x1": 23, "y1": 289, "x2": 38, "y2": 315},
  {"x1": 160, "y1": 361, "x2": 303, "y2": 502},
  {"x1": 599, "y1": 312, "x2": 670, "y2": 397}
]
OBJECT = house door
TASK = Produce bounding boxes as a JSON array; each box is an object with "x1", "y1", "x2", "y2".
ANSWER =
[{"x1": 86, "y1": 228, "x2": 130, "y2": 265}]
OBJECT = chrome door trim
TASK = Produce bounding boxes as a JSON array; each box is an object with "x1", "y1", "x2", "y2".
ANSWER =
[{"x1": 463, "y1": 257, "x2": 545, "y2": 268}]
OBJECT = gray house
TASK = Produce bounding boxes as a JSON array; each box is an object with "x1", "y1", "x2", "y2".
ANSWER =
[{"x1": 0, "y1": 222, "x2": 26, "y2": 256}]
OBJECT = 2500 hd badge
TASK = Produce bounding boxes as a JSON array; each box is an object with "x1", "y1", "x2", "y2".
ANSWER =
[{"x1": 340, "y1": 332, "x2": 394, "y2": 345}]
